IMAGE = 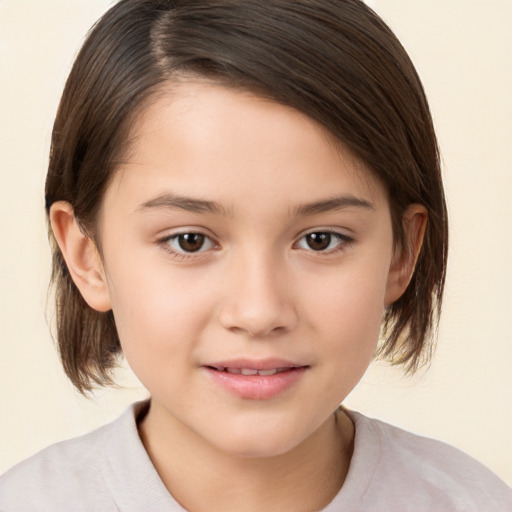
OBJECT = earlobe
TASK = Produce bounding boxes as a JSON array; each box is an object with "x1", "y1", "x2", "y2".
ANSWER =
[
  {"x1": 385, "y1": 204, "x2": 427, "y2": 307},
  {"x1": 50, "y1": 201, "x2": 112, "y2": 312}
]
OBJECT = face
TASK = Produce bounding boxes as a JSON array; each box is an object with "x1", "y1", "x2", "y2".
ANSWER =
[{"x1": 97, "y1": 81, "x2": 400, "y2": 458}]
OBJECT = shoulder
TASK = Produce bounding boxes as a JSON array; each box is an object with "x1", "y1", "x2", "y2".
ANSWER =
[
  {"x1": 339, "y1": 410, "x2": 512, "y2": 512},
  {"x1": 0, "y1": 402, "x2": 148, "y2": 512}
]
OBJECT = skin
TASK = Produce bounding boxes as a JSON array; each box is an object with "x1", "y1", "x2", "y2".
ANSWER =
[{"x1": 51, "y1": 81, "x2": 426, "y2": 511}]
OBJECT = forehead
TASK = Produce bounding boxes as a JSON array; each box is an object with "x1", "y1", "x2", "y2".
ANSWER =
[{"x1": 109, "y1": 80, "x2": 385, "y2": 213}]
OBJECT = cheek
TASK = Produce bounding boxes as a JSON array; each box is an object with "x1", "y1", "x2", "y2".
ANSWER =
[
  {"x1": 307, "y1": 258, "x2": 390, "y2": 357},
  {"x1": 105, "y1": 259, "x2": 216, "y2": 374}
]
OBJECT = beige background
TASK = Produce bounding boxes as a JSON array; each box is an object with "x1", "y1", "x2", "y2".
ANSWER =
[{"x1": 1, "y1": 0, "x2": 511, "y2": 485}]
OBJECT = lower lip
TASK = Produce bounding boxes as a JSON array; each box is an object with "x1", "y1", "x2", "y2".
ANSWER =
[{"x1": 204, "y1": 367, "x2": 308, "y2": 400}]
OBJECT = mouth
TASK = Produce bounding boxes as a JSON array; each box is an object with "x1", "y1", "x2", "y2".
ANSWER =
[
  {"x1": 203, "y1": 360, "x2": 309, "y2": 400},
  {"x1": 206, "y1": 366, "x2": 299, "y2": 376}
]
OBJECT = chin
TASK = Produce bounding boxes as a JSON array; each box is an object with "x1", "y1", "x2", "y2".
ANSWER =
[{"x1": 206, "y1": 422, "x2": 307, "y2": 459}]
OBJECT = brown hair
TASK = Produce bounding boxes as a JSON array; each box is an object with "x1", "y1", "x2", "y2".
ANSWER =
[{"x1": 46, "y1": 0, "x2": 448, "y2": 394}]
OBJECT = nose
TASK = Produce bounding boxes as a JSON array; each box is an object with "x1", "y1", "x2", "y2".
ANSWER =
[{"x1": 218, "y1": 252, "x2": 298, "y2": 338}]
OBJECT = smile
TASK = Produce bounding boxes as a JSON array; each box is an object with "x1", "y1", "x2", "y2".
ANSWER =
[
  {"x1": 203, "y1": 361, "x2": 309, "y2": 400},
  {"x1": 209, "y1": 366, "x2": 293, "y2": 376}
]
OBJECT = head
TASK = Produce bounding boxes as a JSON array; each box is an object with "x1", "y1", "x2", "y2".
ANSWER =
[{"x1": 46, "y1": 0, "x2": 447, "y2": 397}]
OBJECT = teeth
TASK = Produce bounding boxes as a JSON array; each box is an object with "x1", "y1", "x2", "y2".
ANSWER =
[
  {"x1": 223, "y1": 368, "x2": 281, "y2": 376},
  {"x1": 258, "y1": 369, "x2": 278, "y2": 376},
  {"x1": 241, "y1": 368, "x2": 259, "y2": 376},
  {"x1": 212, "y1": 366, "x2": 295, "y2": 376}
]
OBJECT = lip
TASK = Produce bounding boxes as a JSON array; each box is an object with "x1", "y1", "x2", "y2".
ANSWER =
[{"x1": 202, "y1": 358, "x2": 309, "y2": 400}]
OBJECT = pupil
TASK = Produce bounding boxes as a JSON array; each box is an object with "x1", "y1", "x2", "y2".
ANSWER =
[
  {"x1": 306, "y1": 232, "x2": 331, "y2": 251},
  {"x1": 179, "y1": 233, "x2": 205, "y2": 252}
]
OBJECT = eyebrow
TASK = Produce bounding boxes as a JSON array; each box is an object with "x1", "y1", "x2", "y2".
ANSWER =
[
  {"x1": 294, "y1": 195, "x2": 374, "y2": 216},
  {"x1": 137, "y1": 192, "x2": 374, "y2": 217},
  {"x1": 137, "y1": 193, "x2": 232, "y2": 216}
]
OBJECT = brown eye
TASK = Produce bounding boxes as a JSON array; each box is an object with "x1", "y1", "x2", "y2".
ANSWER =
[
  {"x1": 162, "y1": 232, "x2": 216, "y2": 255},
  {"x1": 305, "y1": 232, "x2": 332, "y2": 251},
  {"x1": 178, "y1": 233, "x2": 206, "y2": 252},
  {"x1": 296, "y1": 231, "x2": 350, "y2": 252}
]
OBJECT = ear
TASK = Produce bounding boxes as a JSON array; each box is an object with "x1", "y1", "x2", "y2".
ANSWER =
[
  {"x1": 385, "y1": 204, "x2": 427, "y2": 307},
  {"x1": 50, "y1": 201, "x2": 112, "y2": 312}
]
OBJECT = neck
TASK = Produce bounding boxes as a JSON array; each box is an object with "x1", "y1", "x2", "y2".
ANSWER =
[{"x1": 138, "y1": 403, "x2": 354, "y2": 512}]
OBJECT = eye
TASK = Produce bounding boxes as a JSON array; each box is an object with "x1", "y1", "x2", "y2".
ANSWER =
[
  {"x1": 296, "y1": 231, "x2": 350, "y2": 252},
  {"x1": 162, "y1": 232, "x2": 216, "y2": 254}
]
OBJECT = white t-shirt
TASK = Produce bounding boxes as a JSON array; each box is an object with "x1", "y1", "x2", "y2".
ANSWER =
[{"x1": 1, "y1": 401, "x2": 511, "y2": 511}]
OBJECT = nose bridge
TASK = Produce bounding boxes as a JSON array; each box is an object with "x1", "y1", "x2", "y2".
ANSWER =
[{"x1": 219, "y1": 245, "x2": 297, "y2": 337}]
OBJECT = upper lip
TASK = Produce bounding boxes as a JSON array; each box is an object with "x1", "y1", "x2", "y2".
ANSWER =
[{"x1": 203, "y1": 358, "x2": 308, "y2": 371}]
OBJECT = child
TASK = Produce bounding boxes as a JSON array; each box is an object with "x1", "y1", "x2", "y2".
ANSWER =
[{"x1": 1, "y1": 0, "x2": 511, "y2": 510}]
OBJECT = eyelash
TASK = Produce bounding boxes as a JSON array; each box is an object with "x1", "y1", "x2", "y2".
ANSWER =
[
  {"x1": 156, "y1": 229, "x2": 353, "y2": 260},
  {"x1": 294, "y1": 230, "x2": 353, "y2": 254},
  {"x1": 157, "y1": 232, "x2": 218, "y2": 260}
]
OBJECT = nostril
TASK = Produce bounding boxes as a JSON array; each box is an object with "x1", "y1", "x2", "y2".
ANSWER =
[{"x1": 217, "y1": 283, "x2": 299, "y2": 337}]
